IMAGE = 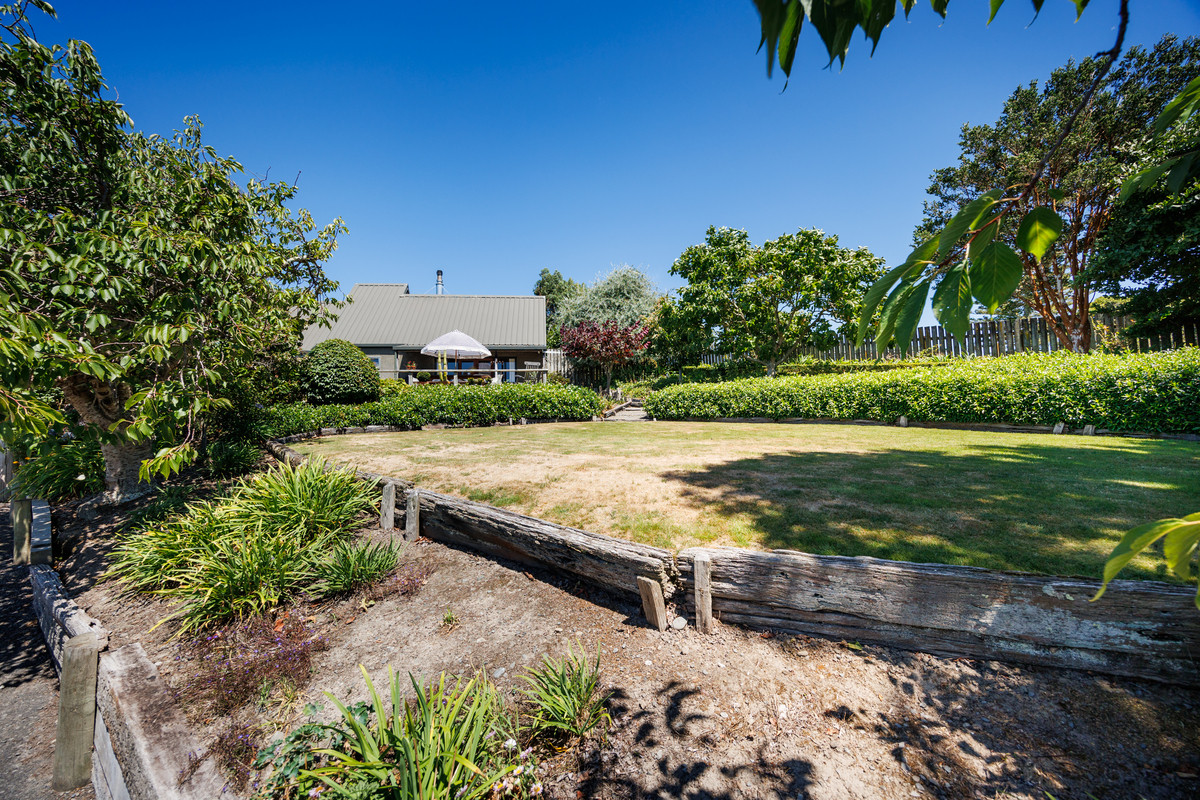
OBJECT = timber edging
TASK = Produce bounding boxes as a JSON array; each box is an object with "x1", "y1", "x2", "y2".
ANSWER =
[
  {"x1": 24, "y1": 537, "x2": 233, "y2": 798},
  {"x1": 268, "y1": 428, "x2": 1200, "y2": 685}
]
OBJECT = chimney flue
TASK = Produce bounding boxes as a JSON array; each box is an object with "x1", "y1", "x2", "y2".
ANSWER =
[{"x1": 436, "y1": 269, "x2": 444, "y2": 295}]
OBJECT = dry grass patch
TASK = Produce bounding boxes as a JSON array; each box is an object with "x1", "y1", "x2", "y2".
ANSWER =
[{"x1": 293, "y1": 422, "x2": 1200, "y2": 582}]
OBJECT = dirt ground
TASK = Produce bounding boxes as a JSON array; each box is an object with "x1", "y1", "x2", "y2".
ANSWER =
[{"x1": 53, "y1": 494, "x2": 1200, "y2": 800}]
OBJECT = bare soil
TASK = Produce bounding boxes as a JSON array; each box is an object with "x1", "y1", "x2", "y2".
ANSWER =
[{"x1": 52, "y1": 493, "x2": 1200, "y2": 800}]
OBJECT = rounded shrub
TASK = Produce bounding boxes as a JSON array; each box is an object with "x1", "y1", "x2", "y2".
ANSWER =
[{"x1": 302, "y1": 339, "x2": 381, "y2": 405}]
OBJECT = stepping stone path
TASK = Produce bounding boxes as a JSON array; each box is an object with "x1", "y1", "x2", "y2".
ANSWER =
[{"x1": 606, "y1": 399, "x2": 650, "y2": 422}]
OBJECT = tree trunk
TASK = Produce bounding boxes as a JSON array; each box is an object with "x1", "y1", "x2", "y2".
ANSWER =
[
  {"x1": 58, "y1": 376, "x2": 154, "y2": 510},
  {"x1": 98, "y1": 440, "x2": 157, "y2": 503}
]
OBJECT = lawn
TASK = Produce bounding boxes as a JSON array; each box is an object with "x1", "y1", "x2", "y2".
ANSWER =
[{"x1": 293, "y1": 422, "x2": 1200, "y2": 583}]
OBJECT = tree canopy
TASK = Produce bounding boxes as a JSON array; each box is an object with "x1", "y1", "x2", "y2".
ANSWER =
[
  {"x1": 671, "y1": 227, "x2": 882, "y2": 375},
  {"x1": 555, "y1": 266, "x2": 659, "y2": 330},
  {"x1": 0, "y1": 4, "x2": 343, "y2": 504},
  {"x1": 916, "y1": 35, "x2": 1199, "y2": 352},
  {"x1": 532, "y1": 268, "x2": 584, "y2": 347}
]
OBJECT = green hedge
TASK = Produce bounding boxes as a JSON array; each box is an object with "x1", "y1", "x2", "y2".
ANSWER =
[
  {"x1": 262, "y1": 383, "x2": 605, "y2": 438},
  {"x1": 303, "y1": 339, "x2": 381, "y2": 405},
  {"x1": 775, "y1": 356, "x2": 956, "y2": 377},
  {"x1": 642, "y1": 350, "x2": 1200, "y2": 433}
]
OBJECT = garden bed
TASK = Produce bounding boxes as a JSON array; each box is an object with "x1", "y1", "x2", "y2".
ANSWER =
[
  {"x1": 49, "y1": 488, "x2": 1200, "y2": 800},
  {"x1": 291, "y1": 421, "x2": 1200, "y2": 583}
]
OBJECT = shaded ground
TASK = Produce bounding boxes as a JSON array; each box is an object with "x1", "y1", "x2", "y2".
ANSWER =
[
  {"x1": 294, "y1": 422, "x2": 1200, "y2": 581},
  {"x1": 58, "y1": 503, "x2": 1200, "y2": 800},
  {"x1": 0, "y1": 505, "x2": 95, "y2": 800}
]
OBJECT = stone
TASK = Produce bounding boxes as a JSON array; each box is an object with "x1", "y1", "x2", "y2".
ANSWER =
[{"x1": 670, "y1": 616, "x2": 687, "y2": 631}]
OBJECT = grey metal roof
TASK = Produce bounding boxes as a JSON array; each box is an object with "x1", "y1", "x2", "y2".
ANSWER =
[{"x1": 302, "y1": 284, "x2": 547, "y2": 350}]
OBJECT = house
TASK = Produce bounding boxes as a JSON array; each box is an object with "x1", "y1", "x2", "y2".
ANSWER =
[{"x1": 301, "y1": 277, "x2": 547, "y2": 382}]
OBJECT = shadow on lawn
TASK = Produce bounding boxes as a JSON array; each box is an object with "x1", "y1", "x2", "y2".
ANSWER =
[{"x1": 660, "y1": 440, "x2": 1200, "y2": 581}]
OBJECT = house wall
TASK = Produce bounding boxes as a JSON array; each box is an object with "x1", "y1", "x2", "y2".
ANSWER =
[{"x1": 369, "y1": 347, "x2": 546, "y2": 382}]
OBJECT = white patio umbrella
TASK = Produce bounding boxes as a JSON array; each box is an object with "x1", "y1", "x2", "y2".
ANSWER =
[{"x1": 420, "y1": 330, "x2": 491, "y2": 360}]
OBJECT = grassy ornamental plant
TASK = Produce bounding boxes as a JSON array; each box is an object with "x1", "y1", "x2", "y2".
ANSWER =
[
  {"x1": 10, "y1": 437, "x2": 106, "y2": 502},
  {"x1": 519, "y1": 641, "x2": 612, "y2": 741},
  {"x1": 642, "y1": 350, "x2": 1200, "y2": 433},
  {"x1": 255, "y1": 667, "x2": 537, "y2": 800},
  {"x1": 110, "y1": 457, "x2": 377, "y2": 632}
]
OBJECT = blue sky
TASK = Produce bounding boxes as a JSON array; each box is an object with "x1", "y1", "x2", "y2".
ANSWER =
[{"x1": 45, "y1": 1, "x2": 1200, "y2": 319}]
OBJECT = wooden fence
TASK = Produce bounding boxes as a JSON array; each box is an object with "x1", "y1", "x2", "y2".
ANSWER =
[{"x1": 798, "y1": 315, "x2": 1200, "y2": 362}]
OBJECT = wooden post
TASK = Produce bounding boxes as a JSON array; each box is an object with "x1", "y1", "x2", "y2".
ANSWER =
[
  {"x1": 694, "y1": 554, "x2": 714, "y2": 634},
  {"x1": 404, "y1": 490, "x2": 420, "y2": 541},
  {"x1": 52, "y1": 632, "x2": 98, "y2": 791},
  {"x1": 380, "y1": 483, "x2": 395, "y2": 530},
  {"x1": 895, "y1": 416, "x2": 908, "y2": 428},
  {"x1": 12, "y1": 497, "x2": 31, "y2": 565},
  {"x1": 637, "y1": 576, "x2": 668, "y2": 632}
]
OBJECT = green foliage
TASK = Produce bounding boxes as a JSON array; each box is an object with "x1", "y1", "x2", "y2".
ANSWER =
[
  {"x1": 643, "y1": 349, "x2": 1200, "y2": 434},
  {"x1": 261, "y1": 384, "x2": 604, "y2": 438},
  {"x1": 671, "y1": 227, "x2": 883, "y2": 375},
  {"x1": 518, "y1": 642, "x2": 611, "y2": 741},
  {"x1": 303, "y1": 339, "x2": 382, "y2": 405},
  {"x1": 1090, "y1": 124, "x2": 1200, "y2": 340},
  {"x1": 1094, "y1": 513, "x2": 1200, "y2": 610},
  {"x1": 314, "y1": 540, "x2": 402, "y2": 597},
  {"x1": 109, "y1": 458, "x2": 376, "y2": 632},
  {"x1": 258, "y1": 667, "x2": 530, "y2": 800},
  {"x1": 11, "y1": 436, "x2": 105, "y2": 502},
  {"x1": 0, "y1": 5, "x2": 343, "y2": 496},
  {"x1": 533, "y1": 268, "x2": 585, "y2": 347},
  {"x1": 379, "y1": 379, "x2": 410, "y2": 398},
  {"x1": 1123, "y1": 75, "x2": 1200, "y2": 198},
  {"x1": 556, "y1": 265, "x2": 659, "y2": 330},
  {"x1": 205, "y1": 439, "x2": 260, "y2": 478},
  {"x1": 754, "y1": 1, "x2": 1089, "y2": 76},
  {"x1": 873, "y1": 35, "x2": 1199, "y2": 355}
]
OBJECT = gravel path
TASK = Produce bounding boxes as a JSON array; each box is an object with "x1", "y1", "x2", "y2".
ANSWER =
[{"x1": 0, "y1": 505, "x2": 94, "y2": 800}]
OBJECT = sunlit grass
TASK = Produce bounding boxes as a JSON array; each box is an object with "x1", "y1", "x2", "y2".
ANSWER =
[{"x1": 296, "y1": 423, "x2": 1200, "y2": 583}]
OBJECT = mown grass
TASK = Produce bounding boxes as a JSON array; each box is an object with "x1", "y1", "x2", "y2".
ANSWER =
[{"x1": 296, "y1": 422, "x2": 1200, "y2": 582}]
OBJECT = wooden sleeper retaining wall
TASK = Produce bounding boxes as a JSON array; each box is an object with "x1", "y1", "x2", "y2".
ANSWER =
[{"x1": 270, "y1": 428, "x2": 1200, "y2": 685}]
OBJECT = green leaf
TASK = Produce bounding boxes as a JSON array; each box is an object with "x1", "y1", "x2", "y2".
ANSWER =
[
  {"x1": 1163, "y1": 516, "x2": 1200, "y2": 581},
  {"x1": 1073, "y1": 0, "x2": 1089, "y2": 21},
  {"x1": 938, "y1": 190, "x2": 1001, "y2": 261},
  {"x1": 855, "y1": 257, "x2": 924, "y2": 346},
  {"x1": 970, "y1": 241, "x2": 1025, "y2": 313},
  {"x1": 1154, "y1": 75, "x2": 1200, "y2": 135},
  {"x1": 1014, "y1": 206, "x2": 1063, "y2": 261},
  {"x1": 874, "y1": 279, "x2": 917, "y2": 351},
  {"x1": 1093, "y1": 516, "x2": 1200, "y2": 606},
  {"x1": 932, "y1": 262, "x2": 972, "y2": 342},
  {"x1": 893, "y1": 280, "x2": 930, "y2": 357},
  {"x1": 968, "y1": 218, "x2": 998, "y2": 260},
  {"x1": 1046, "y1": 187, "x2": 1066, "y2": 202},
  {"x1": 987, "y1": 0, "x2": 1005, "y2": 24}
]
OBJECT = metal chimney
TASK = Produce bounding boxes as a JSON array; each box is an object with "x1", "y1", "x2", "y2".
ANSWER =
[{"x1": 436, "y1": 269, "x2": 444, "y2": 295}]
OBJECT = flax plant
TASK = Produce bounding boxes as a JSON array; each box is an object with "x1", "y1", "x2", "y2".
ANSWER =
[{"x1": 303, "y1": 666, "x2": 516, "y2": 800}]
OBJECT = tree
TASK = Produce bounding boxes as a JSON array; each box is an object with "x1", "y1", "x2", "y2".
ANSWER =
[
  {"x1": 0, "y1": 4, "x2": 343, "y2": 507},
  {"x1": 532, "y1": 268, "x2": 584, "y2": 347},
  {"x1": 647, "y1": 295, "x2": 714, "y2": 375},
  {"x1": 556, "y1": 266, "x2": 659, "y2": 330},
  {"x1": 1087, "y1": 125, "x2": 1200, "y2": 342},
  {"x1": 559, "y1": 320, "x2": 650, "y2": 392},
  {"x1": 915, "y1": 36, "x2": 1199, "y2": 352},
  {"x1": 671, "y1": 227, "x2": 882, "y2": 376}
]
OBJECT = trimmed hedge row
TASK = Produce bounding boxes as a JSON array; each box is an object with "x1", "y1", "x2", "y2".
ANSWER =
[
  {"x1": 262, "y1": 383, "x2": 605, "y2": 438},
  {"x1": 642, "y1": 349, "x2": 1200, "y2": 433}
]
